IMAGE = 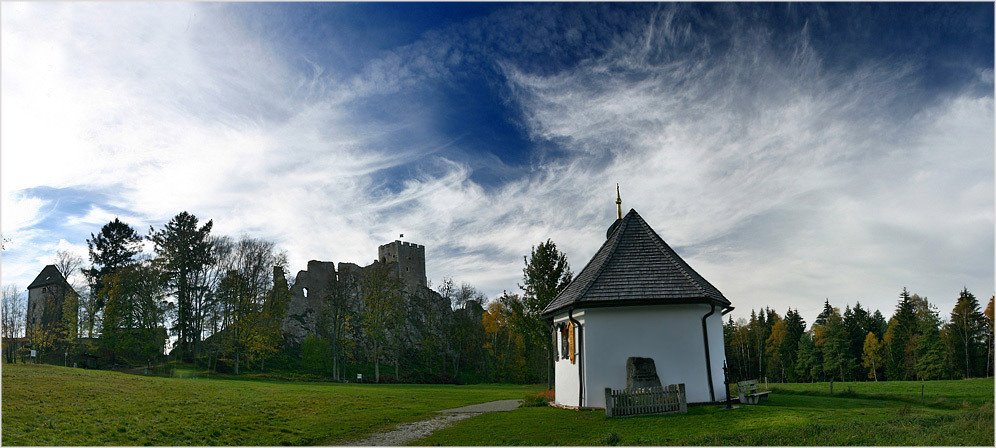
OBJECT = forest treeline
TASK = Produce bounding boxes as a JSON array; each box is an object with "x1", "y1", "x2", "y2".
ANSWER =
[
  {"x1": 725, "y1": 289, "x2": 995, "y2": 383},
  {"x1": 1, "y1": 212, "x2": 573, "y2": 384},
  {"x1": 2, "y1": 211, "x2": 993, "y2": 385}
]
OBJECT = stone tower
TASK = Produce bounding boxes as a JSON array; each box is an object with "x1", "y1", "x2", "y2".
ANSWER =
[
  {"x1": 26, "y1": 265, "x2": 74, "y2": 331},
  {"x1": 378, "y1": 240, "x2": 427, "y2": 289}
]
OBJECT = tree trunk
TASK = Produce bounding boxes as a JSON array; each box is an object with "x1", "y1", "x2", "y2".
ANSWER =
[{"x1": 235, "y1": 351, "x2": 240, "y2": 375}]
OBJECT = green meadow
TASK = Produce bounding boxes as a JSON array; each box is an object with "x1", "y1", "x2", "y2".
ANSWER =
[
  {"x1": 2, "y1": 363, "x2": 992, "y2": 446},
  {"x1": 0, "y1": 363, "x2": 537, "y2": 446},
  {"x1": 418, "y1": 380, "x2": 994, "y2": 446}
]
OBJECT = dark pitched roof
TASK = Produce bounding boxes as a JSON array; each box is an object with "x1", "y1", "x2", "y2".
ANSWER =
[
  {"x1": 542, "y1": 209, "x2": 730, "y2": 317},
  {"x1": 27, "y1": 265, "x2": 69, "y2": 290}
]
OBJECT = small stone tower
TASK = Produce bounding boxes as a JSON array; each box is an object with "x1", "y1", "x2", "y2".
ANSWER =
[
  {"x1": 378, "y1": 240, "x2": 427, "y2": 289},
  {"x1": 26, "y1": 265, "x2": 73, "y2": 331}
]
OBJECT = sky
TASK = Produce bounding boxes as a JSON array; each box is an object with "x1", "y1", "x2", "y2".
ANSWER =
[{"x1": 2, "y1": 2, "x2": 993, "y2": 326}]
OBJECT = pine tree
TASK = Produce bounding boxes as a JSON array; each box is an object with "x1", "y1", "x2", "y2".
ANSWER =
[
  {"x1": 821, "y1": 307, "x2": 852, "y2": 381},
  {"x1": 520, "y1": 239, "x2": 572, "y2": 387},
  {"x1": 149, "y1": 211, "x2": 214, "y2": 362},
  {"x1": 795, "y1": 333, "x2": 818, "y2": 382},
  {"x1": 884, "y1": 288, "x2": 917, "y2": 380},
  {"x1": 84, "y1": 218, "x2": 143, "y2": 319},
  {"x1": 868, "y1": 310, "x2": 888, "y2": 339},
  {"x1": 944, "y1": 288, "x2": 986, "y2": 378},
  {"x1": 844, "y1": 303, "x2": 870, "y2": 379},
  {"x1": 911, "y1": 294, "x2": 945, "y2": 380},
  {"x1": 985, "y1": 296, "x2": 994, "y2": 377},
  {"x1": 781, "y1": 308, "x2": 807, "y2": 382}
]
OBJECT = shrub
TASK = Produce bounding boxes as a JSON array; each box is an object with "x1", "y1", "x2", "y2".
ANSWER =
[
  {"x1": 522, "y1": 389, "x2": 555, "y2": 407},
  {"x1": 602, "y1": 433, "x2": 621, "y2": 446}
]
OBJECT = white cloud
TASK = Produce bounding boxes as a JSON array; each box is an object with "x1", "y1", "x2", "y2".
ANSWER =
[{"x1": 1, "y1": 3, "x2": 991, "y2": 328}]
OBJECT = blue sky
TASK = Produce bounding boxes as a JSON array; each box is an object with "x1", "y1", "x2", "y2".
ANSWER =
[{"x1": 2, "y1": 2, "x2": 993, "y2": 325}]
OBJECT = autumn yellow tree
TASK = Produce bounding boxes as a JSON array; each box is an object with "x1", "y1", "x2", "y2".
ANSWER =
[
  {"x1": 862, "y1": 331, "x2": 883, "y2": 381},
  {"x1": 765, "y1": 319, "x2": 788, "y2": 382}
]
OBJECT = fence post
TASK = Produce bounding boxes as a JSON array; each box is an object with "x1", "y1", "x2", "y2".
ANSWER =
[
  {"x1": 605, "y1": 388, "x2": 613, "y2": 417},
  {"x1": 678, "y1": 383, "x2": 687, "y2": 413}
]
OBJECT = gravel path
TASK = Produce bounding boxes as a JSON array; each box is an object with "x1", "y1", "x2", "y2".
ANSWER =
[{"x1": 345, "y1": 399, "x2": 522, "y2": 446}]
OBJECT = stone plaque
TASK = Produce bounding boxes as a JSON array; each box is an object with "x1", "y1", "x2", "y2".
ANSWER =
[{"x1": 626, "y1": 357, "x2": 662, "y2": 390}]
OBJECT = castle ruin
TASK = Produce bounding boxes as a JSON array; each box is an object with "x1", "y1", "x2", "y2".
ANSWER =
[{"x1": 281, "y1": 240, "x2": 444, "y2": 345}]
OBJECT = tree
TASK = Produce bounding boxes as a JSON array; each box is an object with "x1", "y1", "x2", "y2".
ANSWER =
[
  {"x1": 2, "y1": 284, "x2": 26, "y2": 363},
  {"x1": 985, "y1": 296, "x2": 994, "y2": 377},
  {"x1": 99, "y1": 263, "x2": 169, "y2": 366},
  {"x1": 861, "y1": 331, "x2": 883, "y2": 381},
  {"x1": 795, "y1": 333, "x2": 818, "y2": 382},
  {"x1": 520, "y1": 239, "x2": 572, "y2": 388},
  {"x1": 84, "y1": 218, "x2": 143, "y2": 335},
  {"x1": 911, "y1": 294, "x2": 945, "y2": 380},
  {"x1": 781, "y1": 308, "x2": 807, "y2": 382},
  {"x1": 149, "y1": 211, "x2": 214, "y2": 362},
  {"x1": 55, "y1": 250, "x2": 84, "y2": 288},
  {"x1": 944, "y1": 288, "x2": 986, "y2": 378},
  {"x1": 820, "y1": 306, "x2": 852, "y2": 381},
  {"x1": 317, "y1": 270, "x2": 357, "y2": 381},
  {"x1": 884, "y1": 288, "x2": 917, "y2": 380},
  {"x1": 215, "y1": 236, "x2": 287, "y2": 374},
  {"x1": 360, "y1": 262, "x2": 403, "y2": 382},
  {"x1": 843, "y1": 303, "x2": 871, "y2": 379},
  {"x1": 765, "y1": 319, "x2": 788, "y2": 382}
]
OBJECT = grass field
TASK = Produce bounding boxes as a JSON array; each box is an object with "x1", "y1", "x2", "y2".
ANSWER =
[
  {"x1": 416, "y1": 379, "x2": 994, "y2": 446},
  {"x1": 1, "y1": 363, "x2": 538, "y2": 445},
  {"x1": 2, "y1": 363, "x2": 993, "y2": 446}
]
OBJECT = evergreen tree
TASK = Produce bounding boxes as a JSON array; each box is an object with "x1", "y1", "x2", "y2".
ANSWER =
[
  {"x1": 944, "y1": 288, "x2": 986, "y2": 378},
  {"x1": 815, "y1": 299, "x2": 833, "y2": 326},
  {"x1": 884, "y1": 288, "x2": 917, "y2": 380},
  {"x1": 84, "y1": 218, "x2": 143, "y2": 331},
  {"x1": 821, "y1": 307, "x2": 852, "y2": 381},
  {"x1": 984, "y1": 296, "x2": 994, "y2": 377},
  {"x1": 148, "y1": 211, "x2": 214, "y2": 362},
  {"x1": 781, "y1": 308, "x2": 807, "y2": 381},
  {"x1": 911, "y1": 294, "x2": 945, "y2": 380},
  {"x1": 843, "y1": 303, "x2": 870, "y2": 379},
  {"x1": 520, "y1": 239, "x2": 572, "y2": 387},
  {"x1": 868, "y1": 310, "x2": 888, "y2": 339},
  {"x1": 795, "y1": 332, "x2": 818, "y2": 382}
]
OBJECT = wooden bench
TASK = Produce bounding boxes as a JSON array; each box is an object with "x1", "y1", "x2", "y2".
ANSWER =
[{"x1": 736, "y1": 380, "x2": 770, "y2": 405}]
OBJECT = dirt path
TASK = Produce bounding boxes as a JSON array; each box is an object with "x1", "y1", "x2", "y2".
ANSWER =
[{"x1": 345, "y1": 399, "x2": 522, "y2": 446}]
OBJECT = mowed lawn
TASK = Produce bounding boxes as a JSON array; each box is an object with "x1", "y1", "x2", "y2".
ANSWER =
[
  {"x1": 3, "y1": 364, "x2": 993, "y2": 446},
  {"x1": 1, "y1": 363, "x2": 540, "y2": 446},
  {"x1": 415, "y1": 379, "x2": 994, "y2": 446}
]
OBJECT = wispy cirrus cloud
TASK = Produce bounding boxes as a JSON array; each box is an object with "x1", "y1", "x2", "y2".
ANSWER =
[{"x1": 1, "y1": 3, "x2": 991, "y2": 325}]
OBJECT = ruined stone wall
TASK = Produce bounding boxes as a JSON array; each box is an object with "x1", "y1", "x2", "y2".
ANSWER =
[
  {"x1": 281, "y1": 260, "x2": 337, "y2": 344},
  {"x1": 281, "y1": 241, "x2": 447, "y2": 353}
]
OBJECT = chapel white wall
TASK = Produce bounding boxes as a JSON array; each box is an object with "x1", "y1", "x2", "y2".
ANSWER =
[
  {"x1": 551, "y1": 311, "x2": 583, "y2": 407},
  {"x1": 581, "y1": 304, "x2": 728, "y2": 407}
]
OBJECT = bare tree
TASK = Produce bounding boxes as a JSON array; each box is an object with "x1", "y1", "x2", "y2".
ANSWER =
[
  {"x1": 54, "y1": 250, "x2": 84, "y2": 286},
  {"x1": 2, "y1": 284, "x2": 26, "y2": 363}
]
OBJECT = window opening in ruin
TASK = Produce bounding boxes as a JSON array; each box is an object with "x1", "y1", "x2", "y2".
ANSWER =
[{"x1": 303, "y1": 287, "x2": 309, "y2": 298}]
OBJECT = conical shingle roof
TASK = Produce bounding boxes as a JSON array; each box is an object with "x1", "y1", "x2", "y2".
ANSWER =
[
  {"x1": 27, "y1": 265, "x2": 69, "y2": 290},
  {"x1": 542, "y1": 209, "x2": 730, "y2": 317}
]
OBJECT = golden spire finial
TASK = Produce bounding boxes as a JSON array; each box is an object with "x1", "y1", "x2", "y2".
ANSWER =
[{"x1": 615, "y1": 183, "x2": 622, "y2": 220}]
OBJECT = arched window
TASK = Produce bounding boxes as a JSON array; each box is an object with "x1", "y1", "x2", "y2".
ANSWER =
[{"x1": 303, "y1": 287, "x2": 309, "y2": 298}]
